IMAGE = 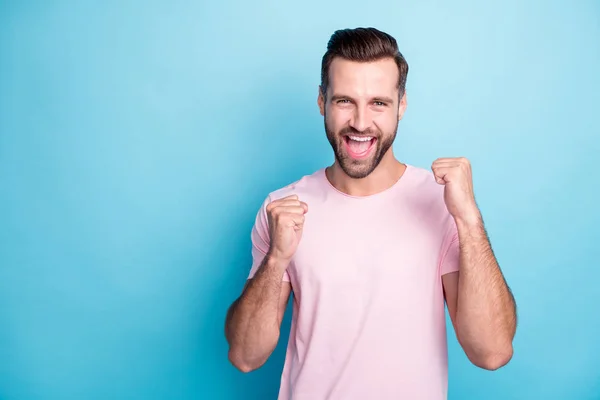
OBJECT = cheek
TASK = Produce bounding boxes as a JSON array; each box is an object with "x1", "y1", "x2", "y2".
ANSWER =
[
  {"x1": 326, "y1": 109, "x2": 348, "y2": 131},
  {"x1": 372, "y1": 112, "x2": 398, "y2": 133}
]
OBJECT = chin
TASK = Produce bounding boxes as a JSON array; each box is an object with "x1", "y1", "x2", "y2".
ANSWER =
[{"x1": 339, "y1": 158, "x2": 377, "y2": 179}]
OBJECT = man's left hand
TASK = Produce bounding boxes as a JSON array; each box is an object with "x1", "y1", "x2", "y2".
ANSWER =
[{"x1": 431, "y1": 157, "x2": 481, "y2": 224}]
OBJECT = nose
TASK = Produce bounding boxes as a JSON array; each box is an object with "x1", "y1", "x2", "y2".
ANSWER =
[{"x1": 349, "y1": 105, "x2": 372, "y2": 133}]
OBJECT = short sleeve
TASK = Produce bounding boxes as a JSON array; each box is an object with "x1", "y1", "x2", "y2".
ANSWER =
[
  {"x1": 440, "y1": 217, "x2": 460, "y2": 276},
  {"x1": 247, "y1": 196, "x2": 291, "y2": 282}
]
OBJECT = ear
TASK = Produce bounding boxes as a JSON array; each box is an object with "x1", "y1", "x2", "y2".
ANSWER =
[
  {"x1": 398, "y1": 91, "x2": 408, "y2": 121},
  {"x1": 318, "y1": 86, "x2": 325, "y2": 116}
]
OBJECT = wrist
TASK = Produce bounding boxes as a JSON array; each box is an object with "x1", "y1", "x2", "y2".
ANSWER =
[
  {"x1": 264, "y1": 252, "x2": 291, "y2": 272},
  {"x1": 454, "y1": 205, "x2": 482, "y2": 228}
]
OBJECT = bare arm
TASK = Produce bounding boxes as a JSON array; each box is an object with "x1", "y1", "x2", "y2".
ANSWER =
[
  {"x1": 226, "y1": 194, "x2": 306, "y2": 372},
  {"x1": 443, "y1": 213, "x2": 516, "y2": 370},
  {"x1": 225, "y1": 255, "x2": 292, "y2": 372}
]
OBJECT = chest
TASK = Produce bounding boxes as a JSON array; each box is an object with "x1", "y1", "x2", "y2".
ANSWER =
[{"x1": 288, "y1": 202, "x2": 445, "y2": 295}]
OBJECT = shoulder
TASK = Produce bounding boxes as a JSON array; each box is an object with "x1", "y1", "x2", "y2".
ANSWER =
[
  {"x1": 265, "y1": 168, "x2": 327, "y2": 202},
  {"x1": 404, "y1": 163, "x2": 450, "y2": 216},
  {"x1": 406, "y1": 164, "x2": 443, "y2": 194},
  {"x1": 406, "y1": 163, "x2": 458, "y2": 231}
]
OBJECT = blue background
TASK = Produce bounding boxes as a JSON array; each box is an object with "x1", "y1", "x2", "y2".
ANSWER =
[{"x1": 1, "y1": 1, "x2": 599, "y2": 399}]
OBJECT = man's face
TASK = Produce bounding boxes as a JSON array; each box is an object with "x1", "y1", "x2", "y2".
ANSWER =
[{"x1": 319, "y1": 57, "x2": 407, "y2": 179}]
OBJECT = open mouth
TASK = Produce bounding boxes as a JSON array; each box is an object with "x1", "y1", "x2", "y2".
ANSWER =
[{"x1": 343, "y1": 135, "x2": 377, "y2": 159}]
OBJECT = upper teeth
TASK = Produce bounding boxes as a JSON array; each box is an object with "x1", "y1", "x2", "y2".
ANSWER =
[{"x1": 349, "y1": 136, "x2": 372, "y2": 142}]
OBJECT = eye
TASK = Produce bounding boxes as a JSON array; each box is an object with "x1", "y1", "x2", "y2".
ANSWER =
[
  {"x1": 373, "y1": 101, "x2": 386, "y2": 107},
  {"x1": 337, "y1": 99, "x2": 350, "y2": 104}
]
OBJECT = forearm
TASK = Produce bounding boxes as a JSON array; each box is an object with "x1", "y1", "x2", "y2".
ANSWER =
[
  {"x1": 454, "y1": 211, "x2": 516, "y2": 368},
  {"x1": 225, "y1": 255, "x2": 288, "y2": 371}
]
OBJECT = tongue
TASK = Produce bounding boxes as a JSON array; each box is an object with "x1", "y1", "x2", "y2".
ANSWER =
[{"x1": 348, "y1": 139, "x2": 371, "y2": 154}]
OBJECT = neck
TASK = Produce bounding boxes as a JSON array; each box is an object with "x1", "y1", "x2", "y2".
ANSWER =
[{"x1": 326, "y1": 153, "x2": 406, "y2": 197}]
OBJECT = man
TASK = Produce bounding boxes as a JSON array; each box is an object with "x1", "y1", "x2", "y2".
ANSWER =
[{"x1": 225, "y1": 27, "x2": 517, "y2": 399}]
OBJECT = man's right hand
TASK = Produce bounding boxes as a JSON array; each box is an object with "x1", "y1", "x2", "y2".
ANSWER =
[
  {"x1": 266, "y1": 194, "x2": 308, "y2": 264},
  {"x1": 226, "y1": 194, "x2": 304, "y2": 372}
]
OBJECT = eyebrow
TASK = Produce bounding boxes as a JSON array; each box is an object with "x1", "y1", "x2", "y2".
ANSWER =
[
  {"x1": 372, "y1": 96, "x2": 395, "y2": 104},
  {"x1": 330, "y1": 94, "x2": 395, "y2": 104},
  {"x1": 329, "y1": 94, "x2": 350, "y2": 102}
]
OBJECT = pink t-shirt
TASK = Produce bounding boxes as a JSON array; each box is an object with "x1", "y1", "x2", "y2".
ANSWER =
[{"x1": 248, "y1": 164, "x2": 460, "y2": 399}]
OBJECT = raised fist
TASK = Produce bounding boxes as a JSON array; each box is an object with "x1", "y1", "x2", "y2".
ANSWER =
[{"x1": 266, "y1": 194, "x2": 308, "y2": 263}]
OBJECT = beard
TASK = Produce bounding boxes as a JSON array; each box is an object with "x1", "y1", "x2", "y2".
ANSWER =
[{"x1": 325, "y1": 114, "x2": 398, "y2": 179}]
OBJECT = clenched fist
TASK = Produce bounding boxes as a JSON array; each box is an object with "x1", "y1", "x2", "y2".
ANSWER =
[
  {"x1": 266, "y1": 195, "x2": 308, "y2": 263},
  {"x1": 431, "y1": 157, "x2": 481, "y2": 224}
]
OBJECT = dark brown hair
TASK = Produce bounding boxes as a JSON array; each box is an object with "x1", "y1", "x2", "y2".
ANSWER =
[{"x1": 320, "y1": 27, "x2": 409, "y2": 100}]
